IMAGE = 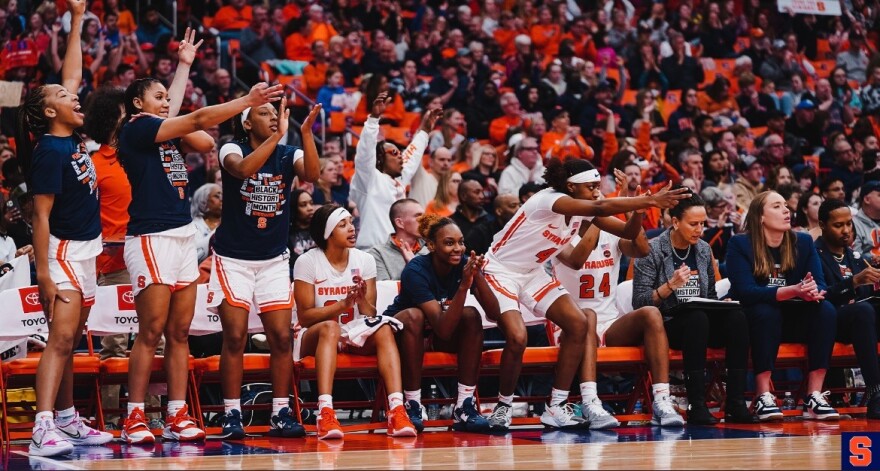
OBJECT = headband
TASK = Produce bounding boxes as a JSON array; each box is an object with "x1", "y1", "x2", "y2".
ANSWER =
[
  {"x1": 567, "y1": 169, "x2": 601, "y2": 184},
  {"x1": 241, "y1": 107, "x2": 251, "y2": 126},
  {"x1": 324, "y1": 207, "x2": 352, "y2": 240}
]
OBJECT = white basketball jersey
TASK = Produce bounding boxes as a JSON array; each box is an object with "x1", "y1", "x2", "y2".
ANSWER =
[
  {"x1": 555, "y1": 231, "x2": 622, "y2": 324},
  {"x1": 486, "y1": 188, "x2": 592, "y2": 273},
  {"x1": 292, "y1": 248, "x2": 377, "y2": 326}
]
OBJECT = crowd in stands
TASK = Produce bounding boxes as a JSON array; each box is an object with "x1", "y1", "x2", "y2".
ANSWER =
[{"x1": 4, "y1": 0, "x2": 880, "y2": 447}]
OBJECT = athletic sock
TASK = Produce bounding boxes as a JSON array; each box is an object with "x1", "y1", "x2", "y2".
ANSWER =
[
  {"x1": 580, "y1": 381, "x2": 598, "y2": 403},
  {"x1": 272, "y1": 397, "x2": 289, "y2": 417},
  {"x1": 55, "y1": 406, "x2": 76, "y2": 426},
  {"x1": 388, "y1": 392, "x2": 404, "y2": 410},
  {"x1": 224, "y1": 398, "x2": 241, "y2": 414},
  {"x1": 652, "y1": 383, "x2": 670, "y2": 400},
  {"x1": 318, "y1": 394, "x2": 333, "y2": 412},
  {"x1": 456, "y1": 383, "x2": 476, "y2": 409},
  {"x1": 498, "y1": 394, "x2": 514, "y2": 406},
  {"x1": 550, "y1": 388, "x2": 569, "y2": 407},
  {"x1": 167, "y1": 400, "x2": 186, "y2": 417},
  {"x1": 127, "y1": 402, "x2": 146, "y2": 416},
  {"x1": 404, "y1": 389, "x2": 421, "y2": 404}
]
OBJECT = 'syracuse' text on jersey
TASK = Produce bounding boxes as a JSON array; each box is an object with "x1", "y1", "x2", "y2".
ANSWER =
[
  {"x1": 214, "y1": 141, "x2": 303, "y2": 260},
  {"x1": 118, "y1": 116, "x2": 191, "y2": 235},
  {"x1": 485, "y1": 188, "x2": 591, "y2": 272},
  {"x1": 29, "y1": 134, "x2": 101, "y2": 240},
  {"x1": 292, "y1": 248, "x2": 377, "y2": 326}
]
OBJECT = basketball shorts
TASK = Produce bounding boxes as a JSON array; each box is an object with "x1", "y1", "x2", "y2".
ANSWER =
[
  {"x1": 124, "y1": 223, "x2": 199, "y2": 296},
  {"x1": 207, "y1": 251, "x2": 293, "y2": 314},
  {"x1": 482, "y1": 261, "x2": 568, "y2": 318},
  {"x1": 48, "y1": 235, "x2": 102, "y2": 307}
]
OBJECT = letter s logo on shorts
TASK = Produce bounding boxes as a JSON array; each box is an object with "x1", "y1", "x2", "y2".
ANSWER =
[
  {"x1": 117, "y1": 286, "x2": 136, "y2": 310},
  {"x1": 207, "y1": 291, "x2": 214, "y2": 303},
  {"x1": 137, "y1": 275, "x2": 146, "y2": 289},
  {"x1": 19, "y1": 286, "x2": 43, "y2": 314}
]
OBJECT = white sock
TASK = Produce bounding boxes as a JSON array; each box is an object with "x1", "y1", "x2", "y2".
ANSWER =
[
  {"x1": 272, "y1": 397, "x2": 289, "y2": 417},
  {"x1": 580, "y1": 381, "x2": 598, "y2": 403},
  {"x1": 388, "y1": 392, "x2": 404, "y2": 410},
  {"x1": 35, "y1": 411, "x2": 54, "y2": 423},
  {"x1": 55, "y1": 406, "x2": 76, "y2": 425},
  {"x1": 652, "y1": 383, "x2": 670, "y2": 400},
  {"x1": 456, "y1": 383, "x2": 476, "y2": 408},
  {"x1": 318, "y1": 394, "x2": 333, "y2": 412},
  {"x1": 167, "y1": 400, "x2": 186, "y2": 417},
  {"x1": 550, "y1": 387, "x2": 569, "y2": 407},
  {"x1": 498, "y1": 394, "x2": 514, "y2": 406},
  {"x1": 404, "y1": 389, "x2": 421, "y2": 404},
  {"x1": 127, "y1": 402, "x2": 145, "y2": 416},
  {"x1": 224, "y1": 398, "x2": 241, "y2": 414}
]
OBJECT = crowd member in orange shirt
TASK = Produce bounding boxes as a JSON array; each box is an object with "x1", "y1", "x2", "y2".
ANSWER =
[
  {"x1": 306, "y1": 4, "x2": 338, "y2": 45},
  {"x1": 489, "y1": 92, "x2": 524, "y2": 146},
  {"x1": 213, "y1": 0, "x2": 252, "y2": 32},
  {"x1": 104, "y1": 0, "x2": 135, "y2": 35},
  {"x1": 303, "y1": 40, "x2": 329, "y2": 101},
  {"x1": 561, "y1": 15, "x2": 597, "y2": 62},
  {"x1": 541, "y1": 107, "x2": 594, "y2": 161},
  {"x1": 355, "y1": 73, "x2": 406, "y2": 124},
  {"x1": 493, "y1": 12, "x2": 522, "y2": 58},
  {"x1": 530, "y1": 5, "x2": 563, "y2": 58},
  {"x1": 285, "y1": 17, "x2": 312, "y2": 61}
]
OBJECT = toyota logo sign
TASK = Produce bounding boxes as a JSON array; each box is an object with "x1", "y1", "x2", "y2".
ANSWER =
[
  {"x1": 25, "y1": 293, "x2": 40, "y2": 306},
  {"x1": 122, "y1": 291, "x2": 134, "y2": 304},
  {"x1": 19, "y1": 287, "x2": 43, "y2": 313},
  {"x1": 117, "y1": 285, "x2": 136, "y2": 310}
]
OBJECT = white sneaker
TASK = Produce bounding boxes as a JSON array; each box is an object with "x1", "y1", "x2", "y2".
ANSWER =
[
  {"x1": 488, "y1": 402, "x2": 513, "y2": 432},
  {"x1": 803, "y1": 391, "x2": 840, "y2": 420},
  {"x1": 582, "y1": 398, "x2": 620, "y2": 430},
  {"x1": 651, "y1": 395, "x2": 685, "y2": 427},
  {"x1": 29, "y1": 417, "x2": 73, "y2": 457},
  {"x1": 540, "y1": 403, "x2": 587, "y2": 429},
  {"x1": 754, "y1": 392, "x2": 783, "y2": 421},
  {"x1": 56, "y1": 412, "x2": 114, "y2": 445}
]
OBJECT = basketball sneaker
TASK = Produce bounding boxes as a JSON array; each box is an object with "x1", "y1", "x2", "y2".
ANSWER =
[
  {"x1": 387, "y1": 405, "x2": 417, "y2": 437},
  {"x1": 582, "y1": 398, "x2": 620, "y2": 430},
  {"x1": 56, "y1": 412, "x2": 113, "y2": 445},
  {"x1": 487, "y1": 402, "x2": 513, "y2": 432},
  {"x1": 269, "y1": 407, "x2": 306, "y2": 438},
  {"x1": 651, "y1": 395, "x2": 685, "y2": 427},
  {"x1": 162, "y1": 405, "x2": 206, "y2": 442},
  {"x1": 316, "y1": 408, "x2": 344, "y2": 440},
  {"x1": 540, "y1": 403, "x2": 587, "y2": 429},
  {"x1": 803, "y1": 391, "x2": 840, "y2": 420},
  {"x1": 219, "y1": 409, "x2": 245, "y2": 440},
  {"x1": 405, "y1": 400, "x2": 426, "y2": 433},
  {"x1": 452, "y1": 397, "x2": 491, "y2": 433},
  {"x1": 753, "y1": 392, "x2": 783, "y2": 421},
  {"x1": 122, "y1": 407, "x2": 155, "y2": 445},
  {"x1": 29, "y1": 416, "x2": 73, "y2": 457}
]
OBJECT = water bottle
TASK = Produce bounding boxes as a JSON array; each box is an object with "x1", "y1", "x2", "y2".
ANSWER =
[
  {"x1": 427, "y1": 384, "x2": 440, "y2": 420},
  {"x1": 632, "y1": 400, "x2": 649, "y2": 425},
  {"x1": 782, "y1": 392, "x2": 796, "y2": 411}
]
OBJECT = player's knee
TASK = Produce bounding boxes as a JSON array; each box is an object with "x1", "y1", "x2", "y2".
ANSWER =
[
  {"x1": 223, "y1": 330, "x2": 248, "y2": 354},
  {"x1": 462, "y1": 307, "x2": 483, "y2": 329},
  {"x1": 137, "y1": 323, "x2": 166, "y2": 348},
  {"x1": 318, "y1": 320, "x2": 341, "y2": 340},
  {"x1": 267, "y1": 330, "x2": 291, "y2": 354},
  {"x1": 166, "y1": 325, "x2": 191, "y2": 345},
  {"x1": 397, "y1": 309, "x2": 425, "y2": 333},
  {"x1": 637, "y1": 307, "x2": 664, "y2": 329},
  {"x1": 507, "y1": 328, "x2": 528, "y2": 354}
]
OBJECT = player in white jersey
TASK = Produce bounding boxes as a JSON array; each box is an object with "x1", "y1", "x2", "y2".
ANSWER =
[
  {"x1": 293, "y1": 204, "x2": 417, "y2": 439},
  {"x1": 482, "y1": 158, "x2": 688, "y2": 431},
  {"x1": 555, "y1": 178, "x2": 684, "y2": 427}
]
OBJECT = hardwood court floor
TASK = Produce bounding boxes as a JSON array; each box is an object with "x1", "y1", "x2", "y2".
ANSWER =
[{"x1": 5, "y1": 418, "x2": 876, "y2": 470}]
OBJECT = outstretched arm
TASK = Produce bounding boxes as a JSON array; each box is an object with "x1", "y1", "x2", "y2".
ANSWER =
[
  {"x1": 168, "y1": 28, "x2": 203, "y2": 118},
  {"x1": 297, "y1": 104, "x2": 322, "y2": 183},
  {"x1": 399, "y1": 108, "x2": 442, "y2": 186},
  {"x1": 552, "y1": 182, "x2": 688, "y2": 218},
  {"x1": 61, "y1": 0, "x2": 85, "y2": 93}
]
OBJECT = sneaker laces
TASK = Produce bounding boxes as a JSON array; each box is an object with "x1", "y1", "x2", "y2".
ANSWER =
[
  {"x1": 810, "y1": 391, "x2": 832, "y2": 406},
  {"x1": 654, "y1": 396, "x2": 678, "y2": 415},
  {"x1": 125, "y1": 410, "x2": 150, "y2": 431},
  {"x1": 169, "y1": 409, "x2": 198, "y2": 429},
  {"x1": 490, "y1": 404, "x2": 511, "y2": 422},
  {"x1": 274, "y1": 409, "x2": 297, "y2": 428},
  {"x1": 388, "y1": 406, "x2": 412, "y2": 429},
  {"x1": 759, "y1": 392, "x2": 777, "y2": 408},
  {"x1": 585, "y1": 398, "x2": 610, "y2": 417},
  {"x1": 555, "y1": 403, "x2": 577, "y2": 420},
  {"x1": 319, "y1": 409, "x2": 340, "y2": 429}
]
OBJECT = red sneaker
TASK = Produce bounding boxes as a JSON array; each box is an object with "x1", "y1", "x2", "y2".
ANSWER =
[
  {"x1": 386, "y1": 405, "x2": 417, "y2": 437},
  {"x1": 122, "y1": 408, "x2": 155, "y2": 445},
  {"x1": 316, "y1": 408, "x2": 344, "y2": 440},
  {"x1": 162, "y1": 405, "x2": 205, "y2": 442}
]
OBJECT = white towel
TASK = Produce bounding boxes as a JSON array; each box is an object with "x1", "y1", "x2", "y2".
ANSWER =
[{"x1": 341, "y1": 316, "x2": 404, "y2": 348}]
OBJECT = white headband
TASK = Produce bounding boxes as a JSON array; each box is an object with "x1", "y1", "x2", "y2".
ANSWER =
[
  {"x1": 567, "y1": 169, "x2": 601, "y2": 184},
  {"x1": 324, "y1": 207, "x2": 352, "y2": 240},
  {"x1": 241, "y1": 107, "x2": 252, "y2": 126}
]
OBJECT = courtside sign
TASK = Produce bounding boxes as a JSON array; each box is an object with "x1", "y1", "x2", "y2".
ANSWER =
[{"x1": 844, "y1": 432, "x2": 880, "y2": 470}]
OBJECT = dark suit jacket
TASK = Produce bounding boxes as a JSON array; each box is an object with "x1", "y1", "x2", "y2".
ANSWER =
[{"x1": 814, "y1": 237, "x2": 873, "y2": 307}]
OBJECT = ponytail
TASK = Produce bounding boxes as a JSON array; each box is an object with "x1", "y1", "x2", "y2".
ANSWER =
[{"x1": 14, "y1": 87, "x2": 50, "y2": 184}]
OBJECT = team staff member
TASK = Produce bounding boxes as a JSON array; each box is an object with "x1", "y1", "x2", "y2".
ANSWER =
[
  {"x1": 117, "y1": 69, "x2": 284, "y2": 443},
  {"x1": 210, "y1": 101, "x2": 321, "y2": 439}
]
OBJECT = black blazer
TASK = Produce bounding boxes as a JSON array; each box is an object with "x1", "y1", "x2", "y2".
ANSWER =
[{"x1": 814, "y1": 237, "x2": 873, "y2": 307}]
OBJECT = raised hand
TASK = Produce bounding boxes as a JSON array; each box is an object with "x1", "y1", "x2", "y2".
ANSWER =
[
  {"x1": 668, "y1": 263, "x2": 692, "y2": 290},
  {"x1": 67, "y1": 0, "x2": 86, "y2": 17},
  {"x1": 420, "y1": 108, "x2": 443, "y2": 133},
  {"x1": 370, "y1": 91, "x2": 390, "y2": 118},
  {"x1": 276, "y1": 99, "x2": 290, "y2": 137},
  {"x1": 177, "y1": 27, "x2": 204, "y2": 67},
  {"x1": 245, "y1": 83, "x2": 285, "y2": 107},
  {"x1": 461, "y1": 251, "x2": 483, "y2": 289},
  {"x1": 301, "y1": 103, "x2": 322, "y2": 135},
  {"x1": 650, "y1": 182, "x2": 690, "y2": 209}
]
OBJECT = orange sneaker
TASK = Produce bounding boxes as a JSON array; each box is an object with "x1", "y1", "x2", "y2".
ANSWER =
[
  {"x1": 162, "y1": 405, "x2": 206, "y2": 442},
  {"x1": 122, "y1": 408, "x2": 155, "y2": 445},
  {"x1": 387, "y1": 405, "x2": 417, "y2": 437},
  {"x1": 316, "y1": 408, "x2": 344, "y2": 440}
]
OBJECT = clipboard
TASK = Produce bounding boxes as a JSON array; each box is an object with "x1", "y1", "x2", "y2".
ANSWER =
[{"x1": 666, "y1": 297, "x2": 741, "y2": 315}]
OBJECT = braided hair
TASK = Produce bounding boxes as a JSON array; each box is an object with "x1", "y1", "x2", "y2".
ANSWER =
[{"x1": 14, "y1": 86, "x2": 50, "y2": 183}]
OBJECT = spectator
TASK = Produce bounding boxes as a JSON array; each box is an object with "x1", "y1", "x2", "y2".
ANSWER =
[
  {"x1": 699, "y1": 77, "x2": 741, "y2": 127},
  {"x1": 316, "y1": 67, "x2": 346, "y2": 112},
  {"x1": 191, "y1": 183, "x2": 222, "y2": 264},
  {"x1": 351, "y1": 96, "x2": 439, "y2": 248},
  {"x1": 736, "y1": 73, "x2": 776, "y2": 127},
  {"x1": 240, "y1": 5, "x2": 284, "y2": 81},
  {"x1": 213, "y1": 0, "x2": 252, "y2": 33},
  {"x1": 541, "y1": 106, "x2": 592, "y2": 161},
  {"x1": 837, "y1": 33, "x2": 870, "y2": 84},
  {"x1": 785, "y1": 99, "x2": 824, "y2": 155},
  {"x1": 428, "y1": 109, "x2": 466, "y2": 154},
  {"x1": 733, "y1": 155, "x2": 763, "y2": 212},
  {"x1": 726, "y1": 191, "x2": 839, "y2": 421},
  {"x1": 853, "y1": 181, "x2": 880, "y2": 265},
  {"x1": 135, "y1": 6, "x2": 170, "y2": 46},
  {"x1": 700, "y1": 6, "x2": 737, "y2": 59},
  {"x1": 498, "y1": 137, "x2": 545, "y2": 196},
  {"x1": 677, "y1": 147, "x2": 704, "y2": 188},
  {"x1": 530, "y1": 5, "x2": 563, "y2": 57},
  {"x1": 306, "y1": 4, "x2": 338, "y2": 45},
  {"x1": 312, "y1": 157, "x2": 349, "y2": 209},
  {"x1": 759, "y1": 134, "x2": 786, "y2": 173},
  {"x1": 355, "y1": 73, "x2": 405, "y2": 125},
  {"x1": 461, "y1": 144, "x2": 501, "y2": 208},
  {"x1": 450, "y1": 179, "x2": 491, "y2": 238},
  {"x1": 425, "y1": 171, "x2": 462, "y2": 217},
  {"x1": 366, "y1": 198, "x2": 429, "y2": 281},
  {"x1": 661, "y1": 32, "x2": 704, "y2": 90},
  {"x1": 302, "y1": 40, "x2": 329, "y2": 101},
  {"x1": 667, "y1": 88, "x2": 701, "y2": 137},
  {"x1": 288, "y1": 188, "x2": 316, "y2": 268},
  {"x1": 489, "y1": 92, "x2": 524, "y2": 145},
  {"x1": 363, "y1": 38, "x2": 399, "y2": 77},
  {"x1": 793, "y1": 192, "x2": 823, "y2": 239},
  {"x1": 430, "y1": 57, "x2": 469, "y2": 111},
  {"x1": 411, "y1": 147, "x2": 453, "y2": 207},
  {"x1": 466, "y1": 193, "x2": 520, "y2": 255},
  {"x1": 701, "y1": 185, "x2": 740, "y2": 264},
  {"x1": 828, "y1": 138, "x2": 862, "y2": 202},
  {"x1": 816, "y1": 78, "x2": 851, "y2": 132},
  {"x1": 861, "y1": 65, "x2": 880, "y2": 116},
  {"x1": 390, "y1": 60, "x2": 430, "y2": 113}
]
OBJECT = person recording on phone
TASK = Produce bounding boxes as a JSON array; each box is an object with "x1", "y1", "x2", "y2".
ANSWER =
[
  {"x1": 813, "y1": 198, "x2": 880, "y2": 419},
  {"x1": 700, "y1": 186, "x2": 741, "y2": 272}
]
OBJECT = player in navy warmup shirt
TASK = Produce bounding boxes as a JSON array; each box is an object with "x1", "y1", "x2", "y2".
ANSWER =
[
  {"x1": 207, "y1": 101, "x2": 320, "y2": 439},
  {"x1": 385, "y1": 214, "x2": 498, "y2": 433},
  {"x1": 116, "y1": 73, "x2": 284, "y2": 445},
  {"x1": 14, "y1": 0, "x2": 113, "y2": 457}
]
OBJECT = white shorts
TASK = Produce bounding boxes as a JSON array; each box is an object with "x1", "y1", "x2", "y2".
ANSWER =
[
  {"x1": 49, "y1": 235, "x2": 102, "y2": 307},
  {"x1": 207, "y1": 251, "x2": 293, "y2": 314},
  {"x1": 124, "y1": 224, "x2": 199, "y2": 296},
  {"x1": 550, "y1": 315, "x2": 618, "y2": 347},
  {"x1": 292, "y1": 326, "x2": 349, "y2": 362},
  {"x1": 483, "y1": 261, "x2": 568, "y2": 318}
]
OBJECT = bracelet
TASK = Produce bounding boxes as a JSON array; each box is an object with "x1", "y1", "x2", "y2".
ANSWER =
[
  {"x1": 665, "y1": 281, "x2": 674, "y2": 291},
  {"x1": 655, "y1": 288, "x2": 666, "y2": 301}
]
